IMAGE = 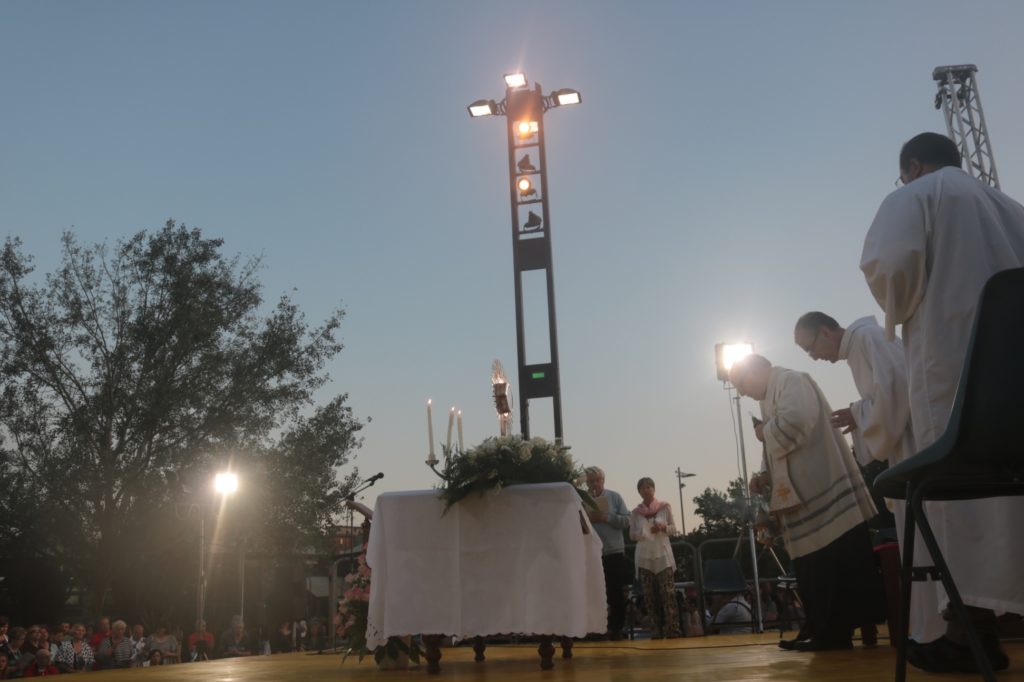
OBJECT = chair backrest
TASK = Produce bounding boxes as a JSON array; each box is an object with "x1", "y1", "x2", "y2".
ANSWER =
[
  {"x1": 702, "y1": 558, "x2": 748, "y2": 594},
  {"x1": 948, "y1": 267, "x2": 1024, "y2": 468}
]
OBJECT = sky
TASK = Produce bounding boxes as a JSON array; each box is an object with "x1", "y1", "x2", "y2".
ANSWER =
[{"x1": 3, "y1": 0, "x2": 1023, "y2": 531}]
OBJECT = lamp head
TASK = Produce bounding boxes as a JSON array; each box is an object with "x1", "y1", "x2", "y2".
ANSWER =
[
  {"x1": 551, "y1": 88, "x2": 582, "y2": 106},
  {"x1": 214, "y1": 472, "x2": 238, "y2": 495},
  {"x1": 467, "y1": 99, "x2": 497, "y2": 118},
  {"x1": 504, "y1": 72, "x2": 527, "y2": 89},
  {"x1": 715, "y1": 342, "x2": 753, "y2": 382}
]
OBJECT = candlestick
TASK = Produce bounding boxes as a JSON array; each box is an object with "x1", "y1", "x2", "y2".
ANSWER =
[
  {"x1": 446, "y1": 406, "x2": 455, "y2": 452},
  {"x1": 427, "y1": 399, "x2": 436, "y2": 463},
  {"x1": 457, "y1": 410, "x2": 464, "y2": 451}
]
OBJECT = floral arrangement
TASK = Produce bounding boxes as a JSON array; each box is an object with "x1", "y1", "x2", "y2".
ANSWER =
[
  {"x1": 338, "y1": 551, "x2": 421, "y2": 666},
  {"x1": 436, "y1": 435, "x2": 594, "y2": 511}
]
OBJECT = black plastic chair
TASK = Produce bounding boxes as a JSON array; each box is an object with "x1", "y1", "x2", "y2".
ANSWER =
[
  {"x1": 874, "y1": 267, "x2": 1024, "y2": 682},
  {"x1": 702, "y1": 558, "x2": 754, "y2": 633}
]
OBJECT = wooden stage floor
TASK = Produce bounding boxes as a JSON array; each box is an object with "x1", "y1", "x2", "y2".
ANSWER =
[{"x1": 79, "y1": 633, "x2": 1024, "y2": 681}]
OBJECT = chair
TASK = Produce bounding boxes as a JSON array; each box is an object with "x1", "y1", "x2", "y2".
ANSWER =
[
  {"x1": 874, "y1": 267, "x2": 1024, "y2": 682},
  {"x1": 701, "y1": 558, "x2": 754, "y2": 633}
]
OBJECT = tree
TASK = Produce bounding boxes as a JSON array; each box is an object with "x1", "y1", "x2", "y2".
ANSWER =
[
  {"x1": 0, "y1": 221, "x2": 365, "y2": 621},
  {"x1": 690, "y1": 478, "x2": 749, "y2": 539}
]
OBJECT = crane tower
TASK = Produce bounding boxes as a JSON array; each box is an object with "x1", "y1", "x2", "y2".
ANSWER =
[{"x1": 933, "y1": 64, "x2": 1000, "y2": 189}]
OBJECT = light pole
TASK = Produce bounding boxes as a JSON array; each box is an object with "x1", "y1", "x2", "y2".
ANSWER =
[
  {"x1": 467, "y1": 73, "x2": 581, "y2": 441},
  {"x1": 674, "y1": 468, "x2": 695, "y2": 535},
  {"x1": 195, "y1": 472, "x2": 239, "y2": 632}
]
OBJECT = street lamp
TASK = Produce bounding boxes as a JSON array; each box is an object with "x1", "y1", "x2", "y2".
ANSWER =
[
  {"x1": 196, "y1": 471, "x2": 240, "y2": 633},
  {"x1": 674, "y1": 468, "x2": 696, "y2": 535},
  {"x1": 466, "y1": 72, "x2": 582, "y2": 441},
  {"x1": 714, "y1": 342, "x2": 764, "y2": 633}
]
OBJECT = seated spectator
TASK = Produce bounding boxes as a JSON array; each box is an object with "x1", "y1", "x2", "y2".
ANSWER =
[
  {"x1": 0, "y1": 651, "x2": 8, "y2": 680},
  {"x1": 147, "y1": 626, "x2": 179, "y2": 664},
  {"x1": 307, "y1": 619, "x2": 327, "y2": 651},
  {"x1": 96, "y1": 620, "x2": 133, "y2": 669},
  {"x1": 129, "y1": 623, "x2": 146, "y2": 667},
  {"x1": 218, "y1": 616, "x2": 253, "y2": 658},
  {"x1": 88, "y1": 618, "x2": 109, "y2": 652},
  {"x1": 54, "y1": 623, "x2": 94, "y2": 673},
  {"x1": 0, "y1": 616, "x2": 9, "y2": 648},
  {"x1": 47, "y1": 628, "x2": 63, "y2": 660},
  {"x1": 22, "y1": 649, "x2": 59, "y2": 677},
  {"x1": 295, "y1": 620, "x2": 308, "y2": 651},
  {"x1": 142, "y1": 650, "x2": 163, "y2": 667},
  {"x1": 24, "y1": 626, "x2": 42, "y2": 655},
  {"x1": 714, "y1": 592, "x2": 753, "y2": 634},
  {"x1": 4, "y1": 628, "x2": 28, "y2": 671},
  {"x1": 187, "y1": 620, "x2": 214, "y2": 662},
  {"x1": 270, "y1": 621, "x2": 293, "y2": 654}
]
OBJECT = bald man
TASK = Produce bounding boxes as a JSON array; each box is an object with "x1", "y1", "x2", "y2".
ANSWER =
[{"x1": 730, "y1": 354, "x2": 880, "y2": 651}]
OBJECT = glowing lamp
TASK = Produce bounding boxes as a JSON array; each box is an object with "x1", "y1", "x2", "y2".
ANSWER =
[
  {"x1": 715, "y1": 342, "x2": 754, "y2": 382},
  {"x1": 504, "y1": 72, "x2": 527, "y2": 89},
  {"x1": 467, "y1": 99, "x2": 497, "y2": 117},
  {"x1": 552, "y1": 88, "x2": 582, "y2": 106},
  {"x1": 516, "y1": 120, "x2": 539, "y2": 137},
  {"x1": 214, "y1": 472, "x2": 239, "y2": 495}
]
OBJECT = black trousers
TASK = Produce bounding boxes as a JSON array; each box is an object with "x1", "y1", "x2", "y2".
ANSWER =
[
  {"x1": 792, "y1": 522, "x2": 885, "y2": 644},
  {"x1": 601, "y1": 552, "x2": 629, "y2": 634}
]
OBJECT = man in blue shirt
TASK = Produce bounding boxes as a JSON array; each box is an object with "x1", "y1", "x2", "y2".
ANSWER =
[{"x1": 585, "y1": 466, "x2": 631, "y2": 640}]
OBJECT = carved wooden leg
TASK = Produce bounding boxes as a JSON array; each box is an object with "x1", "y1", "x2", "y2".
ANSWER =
[
  {"x1": 538, "y1": 636, "x2": 555, "y2": 670},
  {"x1": 560, "y1": 636, "x2": 573, "y2": 659},
  {"x1": 473, "y1": 636, "x2": 486, "y2": 662},
  {"x1": 423, "y1": 635, "x2": 443, "y2": 674}
]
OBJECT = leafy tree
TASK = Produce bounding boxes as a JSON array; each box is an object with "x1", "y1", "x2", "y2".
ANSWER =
[
  {"x1": 0, "y1": 221, "x2": 365, "y2": 620},
  {"x1": 689, "y1": 477, "x2": 749, "y2": 539}
]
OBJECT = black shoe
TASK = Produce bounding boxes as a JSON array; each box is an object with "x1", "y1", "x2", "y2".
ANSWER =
[
  {"x1": 906, "y1": 635, "x2": 1010, "y2": 673},
  {"x1": 861, "y1": 623, "x2": 878, "y2": 648},
  {"x1": 793, "y1": 639, "x2": 853, "y2": 652},
  {"x1": 779, "y1": 630, "x2": 811, "y2": 650}
]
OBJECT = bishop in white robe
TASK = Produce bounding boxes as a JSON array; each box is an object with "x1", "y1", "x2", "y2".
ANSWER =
[{"x1": 861, "y1": 132, "x2": 1024, "y2": 670}]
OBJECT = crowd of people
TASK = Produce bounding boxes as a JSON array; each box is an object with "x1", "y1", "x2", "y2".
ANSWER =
[
  {"x1": 0, "y1": 614, "x2": 330, "y2": 676},
  {"x1": 583, "y1": 133, "x2": 1024, "y2": 675}
]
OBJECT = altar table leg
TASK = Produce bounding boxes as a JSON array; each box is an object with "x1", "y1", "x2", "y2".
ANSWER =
[
  {"x1": 538, "y1": 636, "x2": 555, "y2": 670},
  {"x1": 423, "y1": 635, "x2": 443, "y2": 674},
  {"x1": 560, "y1": 636, "x2": 573, "y2": 659},
  {"x1": 473, "y1": 636, "x2": 486, "y2": 662}
]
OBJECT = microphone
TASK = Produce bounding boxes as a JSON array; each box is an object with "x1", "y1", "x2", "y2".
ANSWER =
[{"x1": 368, "y1": 472, "x2": 384, "y2": 483}]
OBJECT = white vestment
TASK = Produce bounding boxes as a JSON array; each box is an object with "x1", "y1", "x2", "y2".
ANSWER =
[
  {"x1": 861, "y1": 166, "x2": 1024, "y2": 615},
  {"x1": 840, "y1": 316, "x2": 944, "y2": 642}
]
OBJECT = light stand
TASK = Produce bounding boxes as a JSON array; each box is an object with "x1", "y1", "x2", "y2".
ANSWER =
[
  {"x1": 674, "y1": 468, "x2": 695, "y2": 536},
  {"x1": 727, "y1": 383, "x2": 765, "y2": 633},
  {"x1": 715, "y1": 342, "x2": 763, "y2": 633}
]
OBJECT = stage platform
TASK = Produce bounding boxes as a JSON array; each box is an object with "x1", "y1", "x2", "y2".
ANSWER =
[{"x1": 79, "y1": 632, "x2": 1024, "y2": 681}]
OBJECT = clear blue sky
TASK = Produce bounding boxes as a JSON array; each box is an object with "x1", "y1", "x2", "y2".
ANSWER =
[{"x1": 3, "y1": 0, "x2": 1023, "y2": 529}]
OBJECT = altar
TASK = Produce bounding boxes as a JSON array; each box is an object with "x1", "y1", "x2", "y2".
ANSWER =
[{"x1": 366, "y1": 482, "x2": 607, "y2": 671}]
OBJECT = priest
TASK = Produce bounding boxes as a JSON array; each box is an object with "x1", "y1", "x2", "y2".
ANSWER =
[
  {"x1": 793, "y1": 311, "x2": 944, "y2": 645},
  {"x1": 729, "y1": 354, "x2": 881, "y2": 651},
  {"x1": 861, "y1": 131, "x2": 1024, "y2": 673}
]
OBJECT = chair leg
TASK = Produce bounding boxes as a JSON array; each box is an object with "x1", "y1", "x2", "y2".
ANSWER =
[
  {"x1": 912, "y1": 484, "x2": 996, "y2": 682},
  {"x1": 895, "y1": 482, "x2": 917, "y2": 682}
]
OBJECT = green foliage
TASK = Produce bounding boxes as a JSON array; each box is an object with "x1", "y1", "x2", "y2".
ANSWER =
[
  {"x1": 690, "y1": 477, "x2": 749, "y2": 539},
  {"x1": 436, "y1": 436, "x2": 593, "y2": 512},
  {"x1": 0, "y1": 221, "x2": 365, "y2": 621}
]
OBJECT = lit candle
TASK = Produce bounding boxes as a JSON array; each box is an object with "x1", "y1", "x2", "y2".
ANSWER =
[
  {"x1": 457, "y1": 410, "x2": 464, "y2": 451},
  {"x1": 446, "y1": 407, "x2": 455, "y2": 451},
  {"x1": 427, "y1": 399, "x2": 435, "y2": 459}
]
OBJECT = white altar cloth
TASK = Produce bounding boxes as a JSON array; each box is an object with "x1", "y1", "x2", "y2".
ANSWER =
[{"x1": 366, "y1": 482, "x2": 607, "y2": 649}]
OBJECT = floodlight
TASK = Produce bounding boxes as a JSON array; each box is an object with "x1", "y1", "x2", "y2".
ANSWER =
[
  {"x1": 516, "y1": 120, "x2": 539, "y2": 137},
  {"x1": 467, "y1": 99, "x2": 497, "y2": 118},
  {"x1": 715, "y1": 342, "x2": 754, "y2": 382},
  {"x1": 552, "y1": 88, "x2": 582, "y2": 106},
  {"x1": 214, "y1": 472, "x2": 238, "y2": 495},
  {"x1": 523, "y1": 211, "x2": 543, "y2": 231},
  {"x1": 504, "y1": 72, "x2": 527, "y2": 89},
  {"x1": 517, "y1": 177, "x2": 532, "y2": 192}
]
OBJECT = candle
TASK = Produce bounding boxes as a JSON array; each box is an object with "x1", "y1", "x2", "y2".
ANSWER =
[
  {"x1": 457, "y1": 410, "x2": 464, "y2": 451},
  {"x1": 446, "y1": 407, "x2": 455, "y2": 451},
  {"x1": 427, "y1": 399, "x2": 435, "y2": 459}
]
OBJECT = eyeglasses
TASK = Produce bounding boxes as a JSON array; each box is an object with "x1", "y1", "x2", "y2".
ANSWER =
[{"x1": 894, "y1": 176, "x2": 904, "y2": 187}]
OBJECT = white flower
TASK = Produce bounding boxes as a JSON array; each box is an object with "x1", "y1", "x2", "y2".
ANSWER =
[{"x1": 518, "y1": 443, "x2": 533, "y2": 461}]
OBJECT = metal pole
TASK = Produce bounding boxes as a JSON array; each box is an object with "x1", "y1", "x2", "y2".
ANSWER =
[
  {"x1": 197, "y1": 513, "x2": 205, "y2": 632},
  {"x1": 732, "y1": 390, "x2": 764, "y2": 633},
  {"x1": 676, "y1": 476, "x2": 686, "y2": 536},
  {"x1": 239, "y1": 540, "x2": 245, "y2": 623}
]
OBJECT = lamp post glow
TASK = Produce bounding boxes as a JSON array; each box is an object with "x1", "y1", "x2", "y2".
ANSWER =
[
  {"x1": 715, "y1": 341, "x2": 764, "y2": 633},
  {"x1": 466, "y1": 72, "x2": 582, "y2": 441},
  {"x1": 198, "y1": 471, "x2": 241, "y2": 633},
  {"x1": 214, "y1": 472, "x2": 239, "y2": 495}
]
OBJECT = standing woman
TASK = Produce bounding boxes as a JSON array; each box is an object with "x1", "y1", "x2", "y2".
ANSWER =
[{"x1": 629, "y1": 477, "x2": 681, "y2": 638}]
